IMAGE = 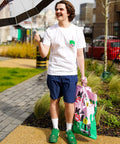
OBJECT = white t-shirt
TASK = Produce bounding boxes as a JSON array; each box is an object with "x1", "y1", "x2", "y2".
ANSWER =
[{"x1": 43, "y1": 23, "x2": 86, "y2": 76}]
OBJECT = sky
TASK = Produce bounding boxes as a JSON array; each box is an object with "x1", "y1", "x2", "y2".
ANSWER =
[{"x1": 45, "y1": 0, "x2": 95, "y2": 14}]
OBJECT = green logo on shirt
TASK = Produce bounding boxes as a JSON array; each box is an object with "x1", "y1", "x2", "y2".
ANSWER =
[{"x1": 69, "y1": 40, "x2": 75, "y2": 48}]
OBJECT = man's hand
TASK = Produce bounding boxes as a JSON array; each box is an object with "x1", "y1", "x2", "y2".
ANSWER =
[
  {"x1": 81, "y1": 77, "x2": 87, "y2": 87},
  {"x1": 34, "y1": 31, "x2": 41, "y2": 43}
]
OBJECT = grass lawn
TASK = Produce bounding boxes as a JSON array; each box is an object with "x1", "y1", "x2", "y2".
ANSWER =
[{"x1": 0, "y1": 67, "x2": 46, "y2": 92}]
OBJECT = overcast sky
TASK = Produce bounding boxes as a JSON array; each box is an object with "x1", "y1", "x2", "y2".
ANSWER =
[{"x1": 45, "y1": 0, "x2": 95, "y2": 14}]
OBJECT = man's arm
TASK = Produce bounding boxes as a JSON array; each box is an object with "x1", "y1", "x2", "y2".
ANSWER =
[
  {"x1": 38, "y1": 42, "x2": 50, "y2": 58},
  {"x1": 34, "y1": 31, "x2": 50, "y2": 58},
  {"x1": 77, "y1": 48, "x2": 85, "y2": 78},
  {"x1": 77, "y1": 48, "x2": 87, "y2": 86}
]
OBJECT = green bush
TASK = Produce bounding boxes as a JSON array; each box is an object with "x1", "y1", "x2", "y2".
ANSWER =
[
  {"x1": 102, "y1": 111, "x2": 120, "y2": 128},
  {"x1": 98, "y1": 98, "x2": 113, "y2": 109}
]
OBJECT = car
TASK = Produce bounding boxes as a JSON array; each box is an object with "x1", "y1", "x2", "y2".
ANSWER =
[
  {"x1": 93, "y1": 35, "x2": 118, "y2": 42},
  {"x1": 87, "y1": 39, "x2": 120, "y2": 60}
]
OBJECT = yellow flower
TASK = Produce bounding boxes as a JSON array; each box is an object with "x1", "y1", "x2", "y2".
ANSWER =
[
  {"x1": 83, "y1": 118, "x2": 88, "y2": 125},
  {"x1": 86, "y1": 102, "x2": 89, "y2": 107}
]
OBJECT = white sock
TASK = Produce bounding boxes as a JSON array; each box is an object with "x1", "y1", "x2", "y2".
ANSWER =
[
  {"x1": 51, "y1": 118, "x2": 59, "y2": 129},
  {"x1": 66, "y1": 122, "x2": 72, "y2": 131}
]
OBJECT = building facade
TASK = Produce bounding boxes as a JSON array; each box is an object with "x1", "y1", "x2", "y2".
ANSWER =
[
  {"x1": 93, "y1": 0, "x2": 120, "y2": 38},
  {"x1": 0, "y1": 5, "x2": 10, "y2": 43},
  {"x1": 80, "y1": 3, "x2": 94, "y2": 26}
]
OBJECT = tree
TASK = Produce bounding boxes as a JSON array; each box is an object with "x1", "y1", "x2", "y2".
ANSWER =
[
  {"x1": 98, "y1": 0, "x2": 109, "y2": 72},
  {"x1": 98, "y1": 0, "x2": 117, "y2": 74},
  {"x1": 104, "y1": 0, "x2": 108, "y2": 72}
]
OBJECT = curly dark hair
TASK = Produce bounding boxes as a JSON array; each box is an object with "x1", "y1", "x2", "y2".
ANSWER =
[{"x1": 55, "y1": 0, "x2": 75, "y2": 22}]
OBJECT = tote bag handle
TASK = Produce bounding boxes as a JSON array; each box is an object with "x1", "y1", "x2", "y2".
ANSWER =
[{"x1": 82, "y1": 86, "x2": 91, "y2": 106}]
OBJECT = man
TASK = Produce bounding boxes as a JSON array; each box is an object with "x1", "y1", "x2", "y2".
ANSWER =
[{"x1": 34, "y1": 1, "x2": 87, "y2": 143}]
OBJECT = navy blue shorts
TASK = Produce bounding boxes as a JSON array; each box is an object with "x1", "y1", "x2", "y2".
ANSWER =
[{"x1": 47, "y1": 75, "x2": 78, "y2": 103}]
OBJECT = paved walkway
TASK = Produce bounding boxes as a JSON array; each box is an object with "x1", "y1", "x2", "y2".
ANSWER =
[
  {"x1": 0, "y1": 71, "x2": 48, "y2": 142},
  {"x1": 0, "y1": 57, "x2": 36, "y2": 69},
  {"x1": 0, "y1": 56, "x2": 11, "y2": 61},
  {"x1": 1, "y1": 125, "x2": 120, "y2": 144}
]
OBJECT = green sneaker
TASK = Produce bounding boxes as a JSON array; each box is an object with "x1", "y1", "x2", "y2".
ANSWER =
[
  {"x1": 49, "y1": 128, "x2": 59, "y2": 143},
  {"x1": 66, "y1": 130, "x2": 77, "y2": 144}
]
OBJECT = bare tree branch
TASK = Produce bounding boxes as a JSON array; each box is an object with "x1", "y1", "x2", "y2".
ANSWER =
[
  {"x1": 102, "y1": 11, "x2": 105, "y2": 17},
  {"x1": 99, "y1": 0, "x2": 105, "y2": 9}
]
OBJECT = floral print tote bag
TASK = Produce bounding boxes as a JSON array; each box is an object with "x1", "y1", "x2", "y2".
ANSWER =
[{"x1": 73, "y1": 85, "x2": 97, "y2": 139}]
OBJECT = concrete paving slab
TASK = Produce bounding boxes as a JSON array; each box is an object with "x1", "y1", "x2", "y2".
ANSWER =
[
  {"x1": 0, "y1": 58, "x2": 36, "y2": 68},
  {"x1": 0, "y1": 125, "x2": 120, "y2": 144},
  {"x1": 0, "y1": 56, "x2": 11, "y2": 61}
]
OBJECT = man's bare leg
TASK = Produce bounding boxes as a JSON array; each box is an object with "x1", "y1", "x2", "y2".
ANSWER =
[
  {"x1": 64, "y1": 102, "x2": 75, "y2": 131},
  {"x1": 49, "y1": 98, "x2": 60, "y2": 143},
  {"x1": 64, "y1": 102, "x2": 75, "y2": 123},
  {"x1": 50, "y1": 98, "x2": 60, "y2": 129}
]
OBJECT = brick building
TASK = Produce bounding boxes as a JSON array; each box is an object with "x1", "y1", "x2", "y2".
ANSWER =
[
  {"x1": 93, "y1": 0, "x2": 120, "y2": 39},
  {"x1": 80, "y1": 3, "x2": 94, "y2": 25}
]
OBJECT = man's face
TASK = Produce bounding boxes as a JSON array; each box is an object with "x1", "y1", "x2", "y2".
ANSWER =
[{"x1": 55, "y1": 3, "x2": 69, "y2": 22}]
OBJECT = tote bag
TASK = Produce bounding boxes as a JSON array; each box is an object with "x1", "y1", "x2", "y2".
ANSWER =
[{"x1": 73, "y1": 85, "x2": 97, "y2": 139}]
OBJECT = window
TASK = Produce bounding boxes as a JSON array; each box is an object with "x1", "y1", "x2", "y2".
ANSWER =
[
  {"x1": 111, "y1": 42, "x2": 120, "y2": 47},
  {"x1": 98, "y1": 41, "x2": 104, "y2": 47},
  {"x1": 93, "y1": 41, "x2": 99, "y2": 46},
  {"x1": 93, "y1": 41, "x2": 104, "y2": 47}
]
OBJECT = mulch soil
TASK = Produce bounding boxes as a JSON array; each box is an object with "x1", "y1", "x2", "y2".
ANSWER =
[{"x1": 22, "y1": 111, "x2": 120, "y2": 137}]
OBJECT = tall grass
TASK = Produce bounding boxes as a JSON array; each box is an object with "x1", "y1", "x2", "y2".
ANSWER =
[
  {"x1": 34, "y1": 93, "x2": 65, "y2": 124},
  {"x1": 109, "y1": 75, "x2": 120, "y2": 103},
  {"x1": 107, "y1": 60, "x2": 118, "y2": 74},
  {"x1": 34, "y1": 93, "x2": 50, "y2": 119},
  {"x1": 87, "y1": 72, "x2": 102, "y2": 93},
  {"x1": 96, "y1": 105, "x2": 106, "y2": 126},
  {"x1": 85, "y1": 59, "x2": 104, "y2": 76},
  {"x1": 78, "y1": 68, "x2": 102, "y2": 94},
  {"x1": 0, "y1": 43, "x2": 36, "y2": 59}
]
